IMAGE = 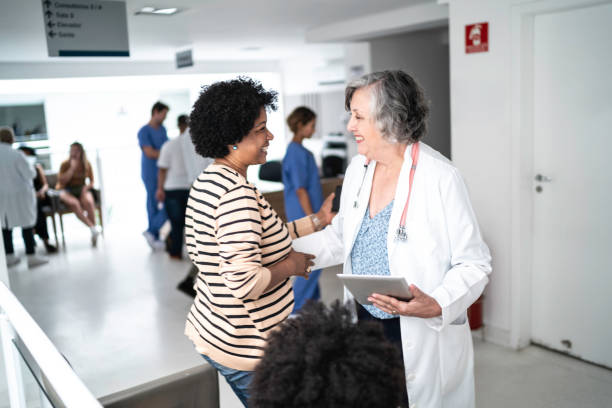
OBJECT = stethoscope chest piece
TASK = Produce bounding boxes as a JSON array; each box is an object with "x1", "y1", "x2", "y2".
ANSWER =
[{"x1": 395, "y1": 226, "x2": 408, "y2": 242}]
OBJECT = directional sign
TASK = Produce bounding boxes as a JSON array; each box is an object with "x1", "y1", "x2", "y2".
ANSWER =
[{"x1": 41, "y1": 0, "x2": 129, "y2": 57}]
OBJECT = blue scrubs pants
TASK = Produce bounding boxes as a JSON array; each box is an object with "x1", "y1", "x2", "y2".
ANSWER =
[
  {"x1": 144, "y1": 178, "x2": 167, "y2": 240},
  {"x1": 292, "y1": 269, "x2": 322, "y2": 313}
]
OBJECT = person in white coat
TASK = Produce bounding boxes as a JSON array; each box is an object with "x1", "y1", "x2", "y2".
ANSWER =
[
  {"x1": 292, "y1": 70, "x2": 492, "y2": 408},
  {"x1": 0, "y1": 127, "x2": 49, "y2": 268}
]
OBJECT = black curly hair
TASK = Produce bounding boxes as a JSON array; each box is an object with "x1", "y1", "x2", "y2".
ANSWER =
[
  {"x1": 249, "y1": 301, "x2": 405, "y2": 408},
  {"x1": 189, "y1": 77, "x2": 278, "y2": 159}
]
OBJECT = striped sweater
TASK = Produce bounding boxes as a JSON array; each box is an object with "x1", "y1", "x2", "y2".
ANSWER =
[{"x1": 184, "y1": 163, "x2": 315, "y2": 371}]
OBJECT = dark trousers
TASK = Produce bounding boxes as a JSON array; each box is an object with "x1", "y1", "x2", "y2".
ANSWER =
[
  {"x1": 164, "y1": 189, "x2": 189, "y2": 257},
  {"x1": 35, "y1": 199, "x2": 50, "y2": 241},
  {"x1": 357, "y1": 303, "x2": 409, "y2": 408},
  {"x1": 3, "y1": 227, "x2": 36, "y2": 255}
]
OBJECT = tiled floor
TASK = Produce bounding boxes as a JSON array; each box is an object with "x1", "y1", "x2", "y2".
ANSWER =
[{"x1": 1, "y1": 217, "x2": 611, "y2": 407}]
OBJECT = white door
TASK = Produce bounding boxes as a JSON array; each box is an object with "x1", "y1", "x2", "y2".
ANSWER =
[{"x1": 531, "y1": 2, "x2": 612, "y2": 368}]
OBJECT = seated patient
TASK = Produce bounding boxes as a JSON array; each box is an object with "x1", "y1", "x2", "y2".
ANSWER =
[
  {"x1": 249, "y1": 301, "x2": 405, "y2": 408},
  {"x1": 56, "y1": 142, "x2": 100, "y2": 246}
]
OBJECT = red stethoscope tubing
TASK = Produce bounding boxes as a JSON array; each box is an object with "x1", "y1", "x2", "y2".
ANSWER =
[
  {"x1": 400, "y1": 141, "x2": 420, "y2": 229},
  {"x1": 356, "y1": 142, "x2": 420, "y2": 241}
]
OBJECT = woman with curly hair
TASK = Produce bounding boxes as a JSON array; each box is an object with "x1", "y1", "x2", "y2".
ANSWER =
[
  {"x1": 250, "y1": 301, "x2": 405, "y2": 408},
  {"x1": 184, "y1": 77, "x2": 335, "y2": 406},
  {"x1": 293, "y1": 70, "x2": 492, "y2": 407}
]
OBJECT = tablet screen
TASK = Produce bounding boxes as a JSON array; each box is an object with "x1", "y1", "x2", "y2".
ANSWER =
[{"x1": 337, "y1": 275, "x2": 413, "y2": 305}]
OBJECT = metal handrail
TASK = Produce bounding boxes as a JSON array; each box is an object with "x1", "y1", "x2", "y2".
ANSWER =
[{"x1": 0, "y1": 282, "x2": 102, "y2": 407}]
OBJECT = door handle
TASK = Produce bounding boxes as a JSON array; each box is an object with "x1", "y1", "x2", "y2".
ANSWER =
[{"x1": 534, "y1": 174, "x2": 553, "y2": 182}]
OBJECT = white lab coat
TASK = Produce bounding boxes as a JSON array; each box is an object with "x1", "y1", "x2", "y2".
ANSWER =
[
  {"x1": 293, "y1": 142, "x2": 492, "y2": 408},
  {"x1": 0, "y1": 144, "x2": 37, "y2": 229}
]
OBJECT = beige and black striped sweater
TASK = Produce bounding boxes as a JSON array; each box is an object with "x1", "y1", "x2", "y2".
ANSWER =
[{"x1": 184, "y1": 163, "x2": 315, "y2": 371}]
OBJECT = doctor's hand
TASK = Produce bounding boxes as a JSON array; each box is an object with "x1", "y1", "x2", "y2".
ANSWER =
[
  {"x1": 315, "y1": 193, "x2": 336, "y2": 227},
  {"x1": 369, "y1": 284, "x2": 442, "y2": 318}
]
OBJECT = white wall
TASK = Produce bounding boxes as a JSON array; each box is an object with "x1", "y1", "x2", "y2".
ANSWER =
[
  {"x1": 448, "y1": 0, "x2": 516, "y2": 347},
  {"x1": 369, "y1": 27, "x2": 451, "y2": 159}
]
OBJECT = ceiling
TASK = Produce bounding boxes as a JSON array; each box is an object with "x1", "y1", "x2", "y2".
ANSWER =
[{"x1": 0, "y1": 0, "x2": 429, "y2": 63}]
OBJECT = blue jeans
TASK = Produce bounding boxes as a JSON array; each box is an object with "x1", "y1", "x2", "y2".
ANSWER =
[{"x1": 201, "y1": 354, "x2": 253, "y2": 407}]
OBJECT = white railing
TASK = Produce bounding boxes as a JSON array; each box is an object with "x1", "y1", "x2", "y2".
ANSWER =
[{"x1": 0, "y1": 281, "x2": 102, "y2": 408}]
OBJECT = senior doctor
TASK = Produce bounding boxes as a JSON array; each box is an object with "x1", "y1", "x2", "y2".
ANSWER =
[{"x1": 292, "y1": 70, "x2": 492, "y2": 408}]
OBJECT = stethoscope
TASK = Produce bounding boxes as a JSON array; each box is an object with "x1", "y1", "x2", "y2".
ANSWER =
[{"x1": 353, "y1": 142, "x2": 420, "y2": 242}]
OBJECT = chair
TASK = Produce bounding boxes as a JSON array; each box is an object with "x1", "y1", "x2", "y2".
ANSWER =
[
  {"x1": 322, "y1": 155, "x2": 346, "y2": 178},
  {"x1": 258, "y1": 160, "x2": 283, "y2": 182},
  {"x1": 43, "y1": 173, "x2": 104, "y2": 247}
]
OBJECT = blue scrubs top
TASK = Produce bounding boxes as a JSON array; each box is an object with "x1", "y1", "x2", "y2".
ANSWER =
[
  {"x1": 138, "y1": 124, "x2": 168, "y2": 184},
  {"x1": 282, "y1": 142, "x2": 323, "y2": 221}
]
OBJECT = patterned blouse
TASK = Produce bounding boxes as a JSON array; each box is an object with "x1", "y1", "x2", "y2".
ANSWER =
[{"x1": 350, "y1": 201, "x2": 396, "y2": 319}]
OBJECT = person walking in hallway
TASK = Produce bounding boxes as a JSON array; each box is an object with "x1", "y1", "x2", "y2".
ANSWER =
[
  {"x1": 138, "y1": 101, "x2": 169, "y2": 251},
  {"x1": 0, "y1": 127, "x2": 49, "y2": 268},
  {"x1": 156, "y1": 115, "x2": 204, "y2": 259}
]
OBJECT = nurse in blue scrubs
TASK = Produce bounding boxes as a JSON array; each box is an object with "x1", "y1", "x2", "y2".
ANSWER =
[
  {"x1": 282, "y1": 107, "x2": 323, "y2": 312},
  {"x1": 138, "y1": 101, "x2": 169, "y2": 250}
]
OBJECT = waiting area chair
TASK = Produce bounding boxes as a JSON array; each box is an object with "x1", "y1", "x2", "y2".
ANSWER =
[{"x1": 42, "y1": 172, "x2": 104, "y2": 248}]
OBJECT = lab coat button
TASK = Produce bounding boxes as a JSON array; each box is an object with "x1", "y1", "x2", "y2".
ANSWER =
[{"x1": 406, "y1": 373, "x2": 416, "y2": 382}]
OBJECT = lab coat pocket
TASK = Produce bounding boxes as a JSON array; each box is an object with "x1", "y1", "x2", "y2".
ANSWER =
[{"x1": 439, "y1": 320, "x2": 470, "y2": 395}]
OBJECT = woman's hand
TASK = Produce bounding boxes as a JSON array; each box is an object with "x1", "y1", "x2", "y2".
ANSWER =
[
  {"x1": 368, "y1": 284, "x2": 442, "y2": 318},
  {"x1": 266, "y1": 249, "x2": 315, "y2": 290},
  {"x1": 285, "y1": 249, "x2": 315, "y2": 279},
  {"x1": 316, "y1": 193, "x2": 336, "y2": 227}
]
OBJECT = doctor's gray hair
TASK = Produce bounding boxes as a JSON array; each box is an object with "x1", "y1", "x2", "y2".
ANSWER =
[{"x1": 345, "y1": 70, "x2": 429, "y2": 144}]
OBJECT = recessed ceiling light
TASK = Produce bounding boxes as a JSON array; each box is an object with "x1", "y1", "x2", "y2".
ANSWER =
[
  {"x1": 135, "y1": 7, "x2": 180, "y2": 16},
  {"x1": 153, "y1": 8, "x2": 178, "y2": 15}
]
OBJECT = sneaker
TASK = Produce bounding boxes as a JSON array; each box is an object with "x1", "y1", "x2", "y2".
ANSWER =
[
  {"x1": 152, "y1": 240, "x2": 166, "y2": 251},
  {"x1": 44, "y1": 241, "x2": 58, "y2": 254},
  {"x1": 27, "y1": 254, "x2": 49, "y2": 268},
  {"x1": 90, "y1": 226, "x2": 101, "y2": 247},
  {"x1": 177, "y1": 276, "x2": 196, "y2": 298},
  {"x1": 143, "y1": 231, "x2": 165, "y2": 251},
  {"x1": 6, "y1": 254, "x2": 21, "y2": 267}
]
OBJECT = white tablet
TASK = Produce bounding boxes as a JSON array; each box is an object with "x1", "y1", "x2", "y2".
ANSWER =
[{"x1": 336, "y1": 274, "x2": 413, "y2": 305}]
